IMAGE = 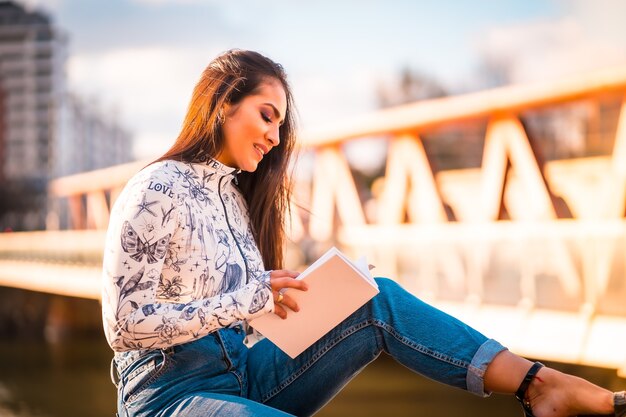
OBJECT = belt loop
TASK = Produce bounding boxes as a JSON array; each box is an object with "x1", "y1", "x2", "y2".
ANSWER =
[
  {"x1": 114, "y1": 349, "x2": 143, "y2": 376},
  {"x1": 110, "y1": 358, "x2": 120, "y2": 388}
]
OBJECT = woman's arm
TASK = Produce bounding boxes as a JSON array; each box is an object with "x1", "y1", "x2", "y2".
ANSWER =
[{"x1": 101, "y1": 177, "x2": 275, "y2": 352}]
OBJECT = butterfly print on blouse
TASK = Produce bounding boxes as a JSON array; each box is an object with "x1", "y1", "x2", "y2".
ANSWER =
[{"x1": 121, "y1": 221, "x2": 171, "y2": 264}]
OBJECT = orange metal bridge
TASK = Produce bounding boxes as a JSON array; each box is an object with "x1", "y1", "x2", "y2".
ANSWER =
[{"x1": 2, "y1": 65, "x2": 626, "y2": 375}]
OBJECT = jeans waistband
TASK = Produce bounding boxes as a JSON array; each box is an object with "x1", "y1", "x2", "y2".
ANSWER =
[
  {"x1": 114, "y1": 349, "x2": 147, "y2": 374},
  {"x1": 109, "y1": 326, "x2": 243, "y2": 387},
  {"x1": 110, "y1": 346, "x2": 175, "y2": 388},
  {"x1": 116, "y1": 346, "x2": 177, "y2": 372}
]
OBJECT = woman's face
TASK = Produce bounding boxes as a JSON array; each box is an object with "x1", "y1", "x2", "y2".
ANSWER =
[{"x1": 217, "y1": 78, "x2": 287, "y2": 172}]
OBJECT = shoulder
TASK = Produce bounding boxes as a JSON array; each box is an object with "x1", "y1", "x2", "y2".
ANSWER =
[
  {"x1": 124, "y1": 160, "x2": 193, "y2": 193},
  {"x1": 127, "y1": 160, "x2": 177, "y2": 186},
  {"x1": 113, "y1": 160, "x2": 189, "y2": 210}
]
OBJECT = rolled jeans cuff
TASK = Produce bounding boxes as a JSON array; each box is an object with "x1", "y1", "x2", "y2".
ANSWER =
[{"x1": 466, "y1": 338, "x2": 507, "y2": 397}]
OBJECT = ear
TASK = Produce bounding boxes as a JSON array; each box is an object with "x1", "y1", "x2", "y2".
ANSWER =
[
  {"x1": 217, "y1": 103, "x2": 230, "y2": 124},
  {"x1": 223, "y1": 101, "x2": 242, "y2": 118}
]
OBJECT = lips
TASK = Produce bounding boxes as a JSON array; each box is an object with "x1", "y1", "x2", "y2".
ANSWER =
[{"x1": 253, "y1": 144, "x2": 269, "y2": 159}]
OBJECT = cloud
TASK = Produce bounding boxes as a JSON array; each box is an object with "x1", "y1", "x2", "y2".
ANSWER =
[
  {"x1": 65, "y1": 45, "x2": 382, "y2": 160},
  {"x1": 474, "y1": 8, "x2": 626, "y2": 85},
  {"x1": 129, "y1": 0, "x2": 211, "y2": 5},
  {"x1": 49, "y1": 1, "x2": 608, "y2": 162},
  {"x1": 291, "y1": 69, "x2": 379, "y2": 128},
  {"x1": 67, "y1": 46, "x2": 224, "y2": 158},
  {"x1": 21, "y1": 0, "x2": 63, "y2": 11},
  {"x1": 561, "y1": 0, "x2": 626, "y2": 42}
]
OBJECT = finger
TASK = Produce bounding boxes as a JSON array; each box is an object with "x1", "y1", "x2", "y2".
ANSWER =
[
  {"x1": 270, "y1": 269, "x2": 300, "y2": 279},
  {"x1": 273, "y1": 303, "x2": 287, "y2": 320},
  {"x1": 273, "y1": 291, "x2": 285, "y2": 304},
  {"x1": 278, "y1": 293, "x2": 299, "y2": 312},
  {"x1": 270, "y1": 277, "x2": 307, "y2": 292}
]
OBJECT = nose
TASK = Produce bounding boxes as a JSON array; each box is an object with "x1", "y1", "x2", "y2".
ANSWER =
[{"x1": 266, "y1": 125, "x2": 280, "y2": 147}]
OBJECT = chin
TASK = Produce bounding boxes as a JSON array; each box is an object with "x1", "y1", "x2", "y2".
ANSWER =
[{"x1": 240, "y1": 161, "x2": 260, "y2": 173}]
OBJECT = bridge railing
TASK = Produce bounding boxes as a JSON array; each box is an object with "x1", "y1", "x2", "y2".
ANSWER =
[
  {"x1": 0, "y1": 64, "x2": 614, "y2": 372},
  {"x1": 42, "y1": 66, "x2": 626, "y2": 315}
]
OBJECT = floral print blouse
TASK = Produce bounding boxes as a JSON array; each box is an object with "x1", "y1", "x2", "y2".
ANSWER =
[{"x1": 101, "y1": 158, "x2": 274, "y2": 352}]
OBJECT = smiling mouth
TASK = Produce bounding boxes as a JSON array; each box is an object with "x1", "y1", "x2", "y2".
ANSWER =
[{"x1": 253, "y1": 144, "x2": 266, "y2": 159}]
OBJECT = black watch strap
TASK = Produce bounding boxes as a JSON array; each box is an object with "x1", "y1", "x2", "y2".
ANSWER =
[{"x1": 615, "y1": 391, "x2": 626, "y2": 417}]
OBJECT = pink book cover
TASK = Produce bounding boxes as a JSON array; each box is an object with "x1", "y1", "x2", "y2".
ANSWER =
[{"x1": 249, "y1": 247, "x2": 379, "y2": 358}]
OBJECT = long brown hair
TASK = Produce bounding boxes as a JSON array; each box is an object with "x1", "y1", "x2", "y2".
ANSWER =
[{"x1": 153, "y1": 49, "x2": 297, "y2": 270}]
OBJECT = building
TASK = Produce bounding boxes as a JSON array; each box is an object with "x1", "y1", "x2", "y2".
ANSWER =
[
  {"x1": 56, "y1": 93, "x2": 132, "y2": 177},
  {"x1": 0, "y1": 1, "x2": 64, "y2": 229},
  {"x1": 0, "y1": 1, "x2": 133, "y2": 230}
]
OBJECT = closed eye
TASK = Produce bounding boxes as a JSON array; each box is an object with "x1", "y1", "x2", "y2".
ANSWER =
[
  {"x1": 261, "y1": 102, "x2": 285, "y2": 126},
  {"x1": 261, "y1": 112, "x2": 272, "y2": 123}
]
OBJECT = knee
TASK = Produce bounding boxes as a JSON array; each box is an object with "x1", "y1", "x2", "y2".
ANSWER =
[
  {"x1": 373, "y1": 277, "x2": 405, "y2": 302},
  {"x1": 374, "y1": 277, "x2": 401, "y2": 292},
  {"x1": 368, "y1": 278, "x2": 412, "y2": 320}
]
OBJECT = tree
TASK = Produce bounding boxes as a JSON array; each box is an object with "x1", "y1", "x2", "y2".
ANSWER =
[{"x1": 376, "y1": 67, "x2": 447, "y2": 108}]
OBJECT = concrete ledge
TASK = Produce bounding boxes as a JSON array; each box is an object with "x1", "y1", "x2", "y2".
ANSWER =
[
  {"x1": 0, "y1": 260, "x2": 101, "y2": 300},
  {"x1": 434, "y1": 301, "x2": 626, "y2": 377}
]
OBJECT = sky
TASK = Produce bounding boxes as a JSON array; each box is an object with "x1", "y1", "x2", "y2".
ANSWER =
[{"x1": 22, "y1": 0, "x2": 626, "y2": 161}]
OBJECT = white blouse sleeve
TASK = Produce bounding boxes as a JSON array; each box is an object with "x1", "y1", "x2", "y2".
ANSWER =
[{"x1": 101, "y1": 176, "x2": 274, "y2": 352}]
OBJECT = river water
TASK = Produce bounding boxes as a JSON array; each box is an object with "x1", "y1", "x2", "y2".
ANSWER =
[{"x1": 1, "y1": 335, "x2": 624, "y2": 417}]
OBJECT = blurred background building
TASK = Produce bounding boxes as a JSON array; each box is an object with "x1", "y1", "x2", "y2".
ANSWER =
[{"x1": 0, "y1": 0, "x2": 132, "y2": 231}]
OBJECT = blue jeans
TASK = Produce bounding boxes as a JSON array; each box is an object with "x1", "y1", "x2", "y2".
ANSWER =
[{"x1": 112, "y1": 278, "x2": 506, "y2": 416}]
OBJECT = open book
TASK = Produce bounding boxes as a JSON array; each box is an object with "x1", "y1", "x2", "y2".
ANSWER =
[{"x1": 249, "y1": 247, "x2": 379, "y2": 358}]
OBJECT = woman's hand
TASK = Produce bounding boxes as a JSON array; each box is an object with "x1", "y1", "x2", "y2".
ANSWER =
[{"x1": 269, "y1": 269, "x2": 307, "y2": 319}]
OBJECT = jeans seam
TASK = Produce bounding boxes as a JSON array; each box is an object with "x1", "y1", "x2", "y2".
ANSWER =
[
  {"x1": 261, "y1": 319, "x2": 374, "y2": 403},
  {"x1": 373, "y1": 319, "x2": 470, "y2": 369},
  {"x1": 231, "y1": 369, "x2": 246, "y2": 396},
  {"x1": 261, "y1": 316, "x2": 473, "y2": 403},
  {"x1": 215, "y1": 330, "x2": 234, "y2": 370},
  {"x1": 221, "y1": 329, "x2": 245, "y2": 396}
]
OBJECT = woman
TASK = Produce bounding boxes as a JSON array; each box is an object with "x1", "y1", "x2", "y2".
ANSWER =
[{"x1": 103, "y1": 49, "x2": 624, "y2": 417}]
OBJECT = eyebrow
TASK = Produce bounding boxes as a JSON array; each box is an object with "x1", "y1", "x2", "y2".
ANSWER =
[{"x1": 263, "y1": 102, "x2": 285, "y2": 125}]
